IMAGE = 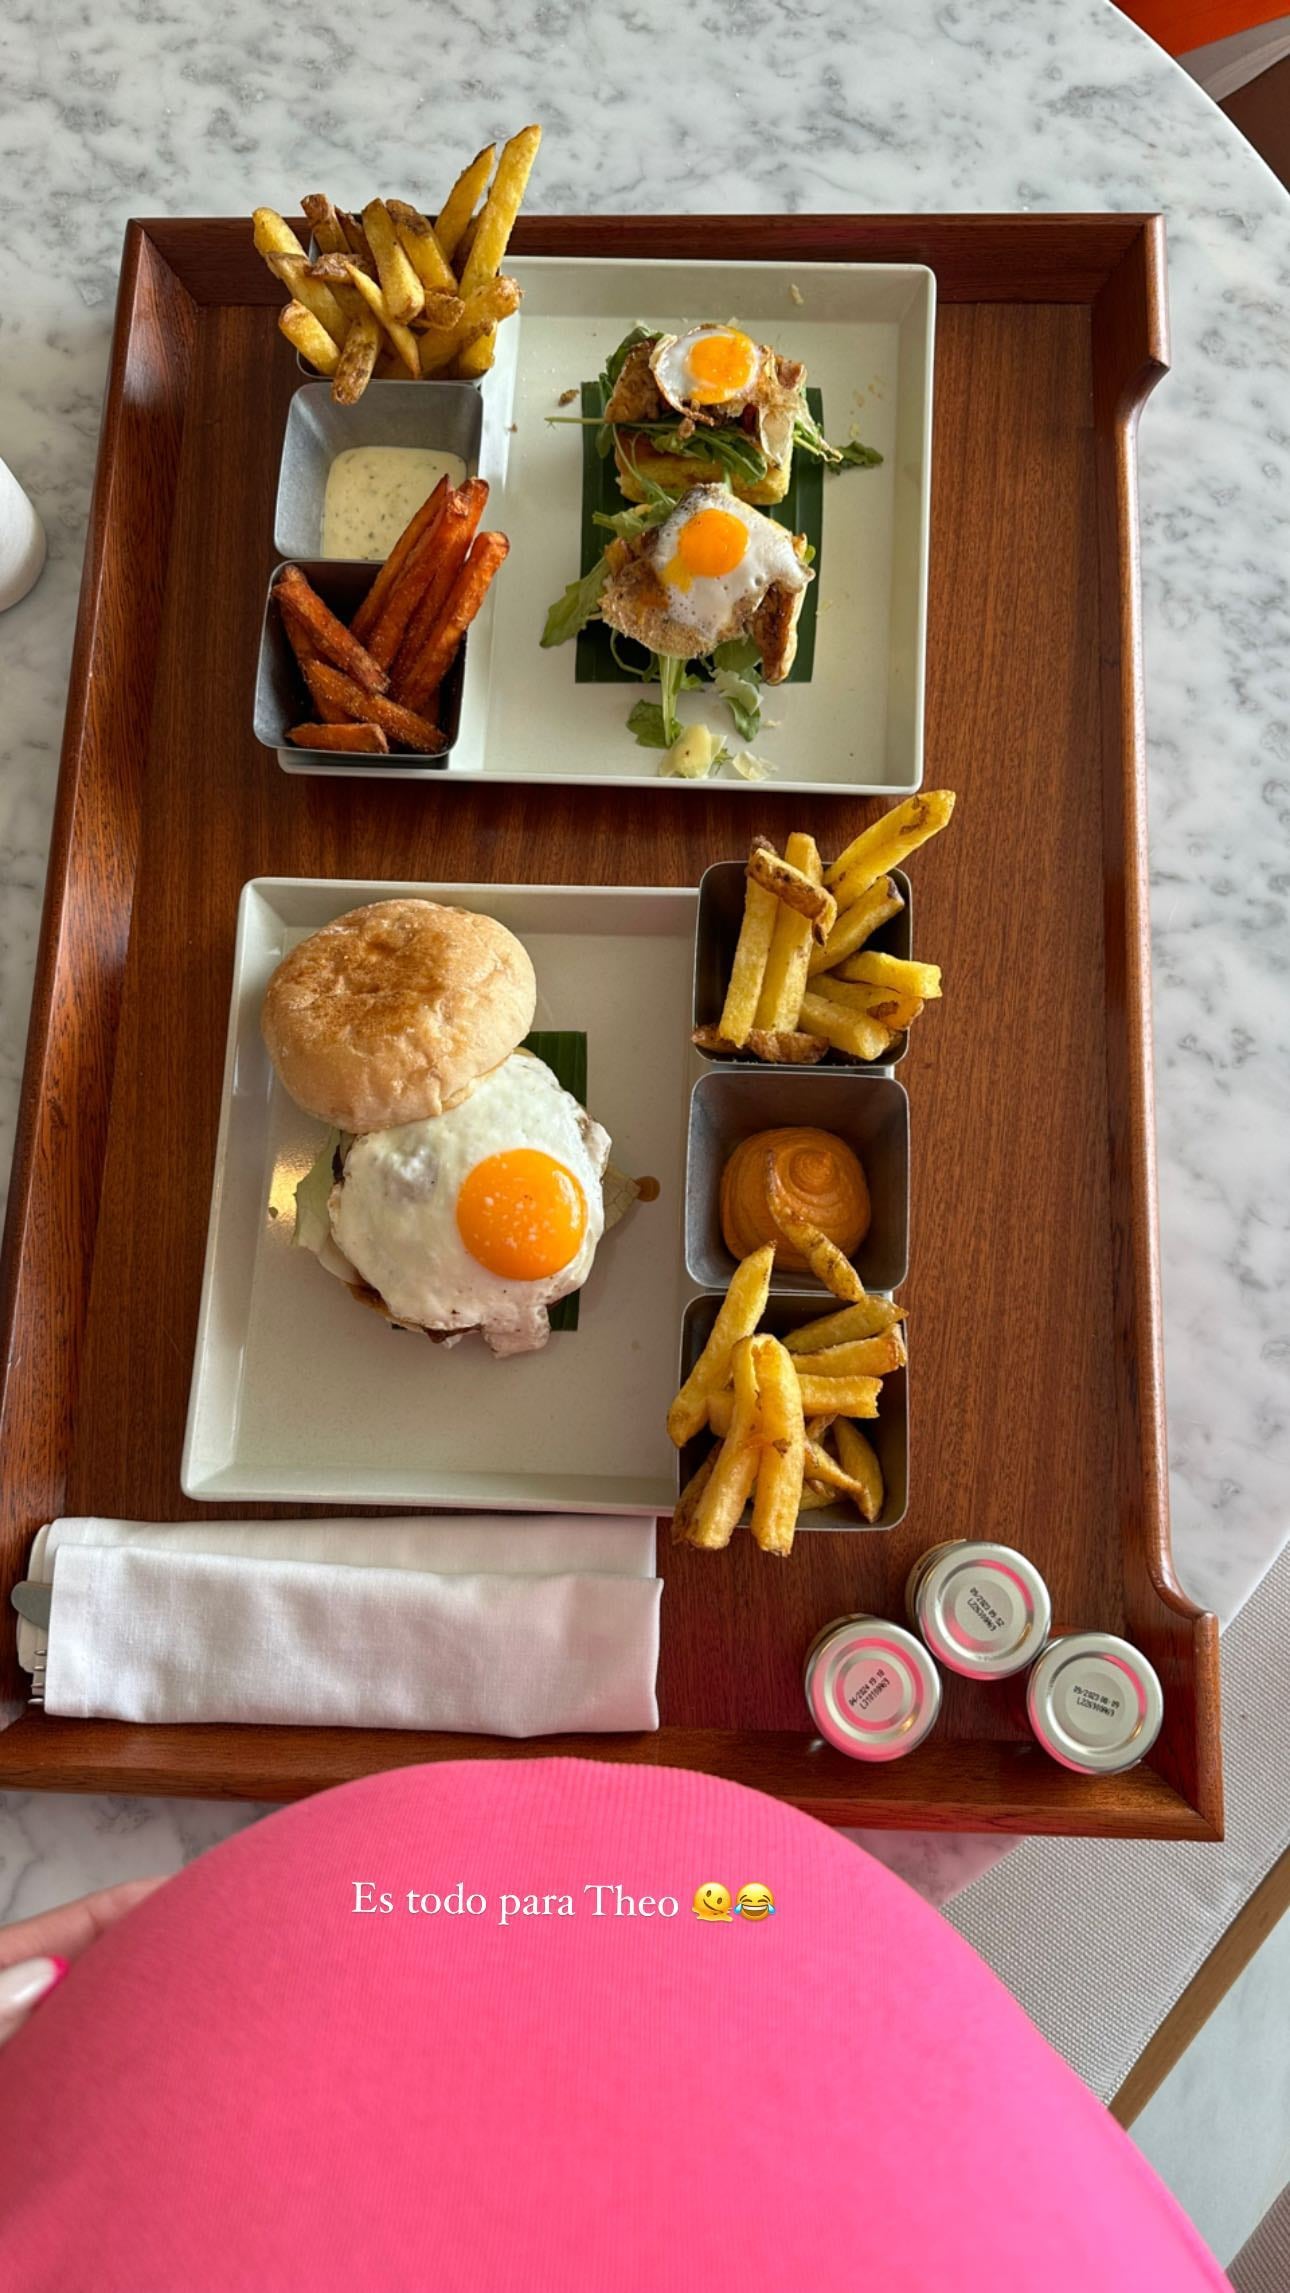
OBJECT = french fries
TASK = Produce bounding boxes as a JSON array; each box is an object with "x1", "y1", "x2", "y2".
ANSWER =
[
  {"x1": 418, "y1": 275, "x2": 522, "y2": 376},
  {"x1": 688, "y1": 1338, "x2": 762, "y2": 1550},
  {"x1": 287, "y1": 722, "x2": 388, "y2": 753},
  {"x1": 668, "y1": 1237, "x2": 900, "y2": 1546},
  {"x1": 782, "y1": 1296, "x2": 905, "y2": 1351},
  {"x1": 334, "y1": 308, "x2": 383, "y2": 407},
  {"x1": 834, "y1": 950, "x2": 942, "y2": 1000},
  {"x1": 718, "y1": 878, "x2": 779, "y2": 1047},
  {"x1": 253, "y1": 137, "x2": 536, "y2": 396},
  {"x1": 274, "y1": 478, "x2": 508, "y2": 755},
  {"x1": 755, "y1": 832, "x2": 821, "y2": 1029},
  {"x1": 748, "y1": 1336, "x2": 805, "y2": 1556},
  {"x1": 808, "y1": 877, "x2": 904, "y2": 975},
  {"x1": 826, "y1": 789, "x2": 957, "y2": 903},
  {"x1": 278, "y1": 300, "x2": 339, "y2": 376},
  {"x1": 692, "y1": 1024, "x2": 827, "y2": 1064},
  {"x1": 704, "y1": 804, "x2": 954, "y2": 1068},
  {"x1": 797, "y1": 992, "x2": 892, "y2": 1063},
  {"x1": 397, "y1": 531, "x2": 509, "y2": 714},
  {"x1": 387, "y1": 199, "x2": 457, "y2": 298},
  {"x1": 764, "y1": 1157, "x2": 867, "y2": 1303},
  {"x1": 834, "y1": 1419, "x2": 886, "y2": 1524},
  {"x1": 747, "y1": 838, "x2": 837, "y2": 941},
  {"x1": 666, "y1": 1245, "x2": 774, "y2": 1447},
  {"x1": 435, "y1": 145, "x2": 496, "y2": 263},
  {"x1": 456, "y1": 125, "x2": 542, "y2": 377},
  {"x1": 361, "y1": 198, "x2": 424, "y2": 324}
]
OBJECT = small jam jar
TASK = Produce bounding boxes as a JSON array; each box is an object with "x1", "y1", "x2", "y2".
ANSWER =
[
  {"x1": 905, "y1": 1540, "x2": 1052, "y2": 1681},
  {"x1": 1025, "y1": 1632, "x2": 1164, "y2": 1775},
  {"x1": 804, "y1": 1615, "x2": 941, "y2": 1762}
]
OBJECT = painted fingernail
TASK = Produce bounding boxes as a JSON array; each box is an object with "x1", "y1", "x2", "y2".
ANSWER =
[{"x1": 0, "y1": 1955, "x2": 69, "y2": 2016}]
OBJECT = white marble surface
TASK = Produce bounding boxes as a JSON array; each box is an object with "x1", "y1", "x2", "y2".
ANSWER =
[{"x1": 0, "y1": 0, "x2": 1288, "y2": 1910}]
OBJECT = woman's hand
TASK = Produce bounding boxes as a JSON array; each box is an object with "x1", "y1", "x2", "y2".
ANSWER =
[{"x1": 0, "y1": 1876, "x2": 169, "y2": 2044}]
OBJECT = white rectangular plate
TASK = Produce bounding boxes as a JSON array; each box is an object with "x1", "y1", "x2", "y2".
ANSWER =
[
  {"x1": 182, "y1": 880, "x2": 699, "y2": 1512},
  {"x1": 280, "y1": 255, "x2": 934, "y2": 793}
]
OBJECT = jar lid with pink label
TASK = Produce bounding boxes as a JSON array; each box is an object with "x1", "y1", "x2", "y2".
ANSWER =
[
  {"x1": 906, "y1": 1540, "x2": 1052, "y2": 1680},
  {"x1": 803, "y1": 1615, "x2": 941, "y2": 1762},
  {"x1": 1025, "y1": 1632, "x2": 1164, "y2": 1775}
]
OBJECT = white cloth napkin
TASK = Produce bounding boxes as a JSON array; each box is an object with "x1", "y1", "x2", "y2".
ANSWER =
[{"x1": 22, "y1": 1516, "x2": 660, "y2": 1736}]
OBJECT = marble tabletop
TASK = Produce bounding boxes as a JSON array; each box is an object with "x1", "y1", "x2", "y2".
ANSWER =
[{"x1": 0, "y1": 0, "x2": 1287, "y2": 1919}]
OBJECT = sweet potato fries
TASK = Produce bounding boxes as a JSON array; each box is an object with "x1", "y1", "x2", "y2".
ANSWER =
[{"x1": 276, "y1": 476, "x2": 508, "y2": 755}]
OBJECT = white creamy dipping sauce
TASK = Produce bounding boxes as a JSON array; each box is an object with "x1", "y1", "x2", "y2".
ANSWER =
[{"x1": 321, "y1": 447, "x2": 467, "y2": 559}]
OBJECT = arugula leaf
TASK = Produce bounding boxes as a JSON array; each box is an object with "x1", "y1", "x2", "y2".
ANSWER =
[
  {"x1": 792, "y1": 405, "x2": 883, "y2": 470},
  {"x1": 711, "y1": 634, "x2": 761, "y2": 676},
  {"x1": 598, "y1": 322, "x2": 656, "y2": 400},
  {"x1": 628, "y1": 654, "x2": 700, "y2": 748},
  {"x1": 627, "y1": 700, "x2": 670, "y2": 750},
  {"x1": 714, "y1": 664, "x2": 762, "y2": 741},
  {"x1": 541, "y1": 555, "x2": 610, "y2": 648}
]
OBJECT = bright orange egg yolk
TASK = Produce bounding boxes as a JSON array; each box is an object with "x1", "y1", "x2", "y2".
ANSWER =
[
  {"x1": 670, "y1": 507, "x2": 748, "y2": 582},
  {"x1": 456, "y1": 1149, "x2": 588, "y2": 1282},
  {"x1": 686, "y1": 329, "x2": 756, "y2": 404}
]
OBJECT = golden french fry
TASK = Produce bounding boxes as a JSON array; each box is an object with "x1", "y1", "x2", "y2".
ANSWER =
[
  {"x1": 690, "y1": 1339, "x2": 761, "y2": 1549},
  {"x1": 263, "y1": 251, "x2": 348, "y2": 342},
  {"x1": 333, "y1": 308, "x2": 382, "y2": 405},
  {"x1": 754, "y1": 832, "x2": 820, "y2": 1029},
  {"x1": 456, "y1": 124, "x2": 541, "y2": 376},
  {"x1": 435, "y1": 144, "x2": 496, "y2": 263},
  {"x1": 796, "y1": 1479, "x2": 837, "y2": 1513},
  {"x1": 692, "y1": 1023, "x2": 828, "y2": 1064},
  {"x1": 794, "y1": 1330, "x2": 907, "y2": 1379},
  {"x1": 360, "y1": 198, "x2": 424, "y2": 324},
  {"x1": 278, "y1": 299, "x2": 340, "y2": 376},
  {"x1": 797, "y1": 991, "x2": 892, "y2": 1063},
  {"x1": 672, "y1": 1449, "x2": 717, "y2": 1544},
  {"x1": 337, "y1": 209, "x2": 374, "y2": 264},
  {"x1": 386, "y1": 198, "x2": 458, "y2": 296},
  {"x1": 834, "y1": 1417, "x2": 885, "y2": 1524},
  {"x1": 301, "y1": 193, "x2": 348, "y2": 256},
  {"x1": 419, "y1": 275, "x2": 522, "y2": 376},
  {"x1": 834, "y1": 949, "x2": 942, "y2": 1000},
  {"x1": 666, "y1": 1245, "x2": 775, "y2": 1447},
  {"x1": 747, "y1": 838, "x2": 837, "y2": 942},
  {"x1": 795, "y1": 1373, "x2": 881, "y2": 1417},
  {"x1": 718, "y1": 874, "x2": 779, "y2": 1046},
  {"x1": 253, "y1": 207, "x2": 307, "y2": 265},
  {"x1": 783, "y1": 1297, "x2": 905, "y2": 1352},
  {"x1": 803, "y1": 1431, "x2": 883, "y2": 1523},
  {"x1": 749, "y1": 1335, "x2": 805, "y2": 1557},
  {"x1": 327, "y1": 260, "x2": 421, "y2": 377},
  {"x1": 764, "y1": 1158, "x2": 867, "y2": 1302},
  {"x1": 808, "y1": 877, "x2": 904, "y2": 975},
  {"x1": 826, "y1": 790, "x2": 956, "y2": 902},
  {"x1": 814, "y1": 977, "x2": 924, "y2": 1031}
]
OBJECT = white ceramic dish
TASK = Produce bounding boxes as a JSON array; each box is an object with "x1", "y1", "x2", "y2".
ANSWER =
[
  {"x1": 182, "y1": 878, "x2": 700, "y2": 1511},
  {"x1": 277, "y1": 255, "x2": 935, "y2": 791}
]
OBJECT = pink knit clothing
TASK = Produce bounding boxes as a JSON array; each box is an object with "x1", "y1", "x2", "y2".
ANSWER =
[{"x1": 0, "y1": 1759, "x2": 1229, "y2": 2291}]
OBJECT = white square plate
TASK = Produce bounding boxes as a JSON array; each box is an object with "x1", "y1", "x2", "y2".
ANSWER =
[
  {"x1": 279, "y1": 255, "x2": 934, "y2": 792},
  {"x1": 182, "y1": 879, "x2": 699, "y2": 1512}
]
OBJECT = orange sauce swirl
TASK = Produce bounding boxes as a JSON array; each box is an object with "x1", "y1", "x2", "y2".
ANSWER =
[{"x1": 719, "y1": 1128, "x2": 870, "y2": 1270}]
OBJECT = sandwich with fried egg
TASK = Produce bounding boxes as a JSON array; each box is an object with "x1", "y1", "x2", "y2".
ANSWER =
[{"x1": 262, "y1": 898, "x2": 614, "y2": 1357}]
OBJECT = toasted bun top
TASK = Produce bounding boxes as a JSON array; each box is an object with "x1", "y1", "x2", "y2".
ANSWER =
[{"x1": 261, "y1": 899, "x2": 537, "y2": 1132}]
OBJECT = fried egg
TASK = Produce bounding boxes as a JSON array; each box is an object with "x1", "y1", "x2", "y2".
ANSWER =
[
  {"x1": 650, "y1": 325, "x2": 764, "y2": 414},
  {"x1": 651, "y1": 486, "x2": 810, "y2": 648},
  {"x1": 329, "y1": 1051, "x2": 610, "y2": 1355}
]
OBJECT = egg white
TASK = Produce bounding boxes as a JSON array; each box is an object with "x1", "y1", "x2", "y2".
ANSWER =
[
  {"x1": 653, "y1": 486, "x2": 809, "y2": 649},
  {"x1": 329, "y1": 1051, "x2": 610, "y2": 1354}
]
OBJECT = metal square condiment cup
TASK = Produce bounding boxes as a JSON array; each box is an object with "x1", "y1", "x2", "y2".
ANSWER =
[
  {"x1": 675, "y1": 1293, "x2": 909, "y2": 1532},
  {"x1": 252, "y1": 558, "x2": 461, "y2": 771},
  {"x1": 273, "y1": 380, "x2": 482, "y2": 561},
  {"x1": 685, "y1": 1067, "x2": 909, "y2": 1295},
  {"x1": 693, "y1": 861, "x2": 914, "y2": 1067}
]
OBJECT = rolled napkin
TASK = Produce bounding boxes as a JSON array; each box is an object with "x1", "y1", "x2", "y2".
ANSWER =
[{"x1": 21, "y1": 1515, "x2": 660, "y2": 1736}]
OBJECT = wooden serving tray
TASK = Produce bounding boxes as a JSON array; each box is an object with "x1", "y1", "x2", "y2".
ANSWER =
[{"x1": 0, "y1": 214, "x2": 1222, "y2": 1839}]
